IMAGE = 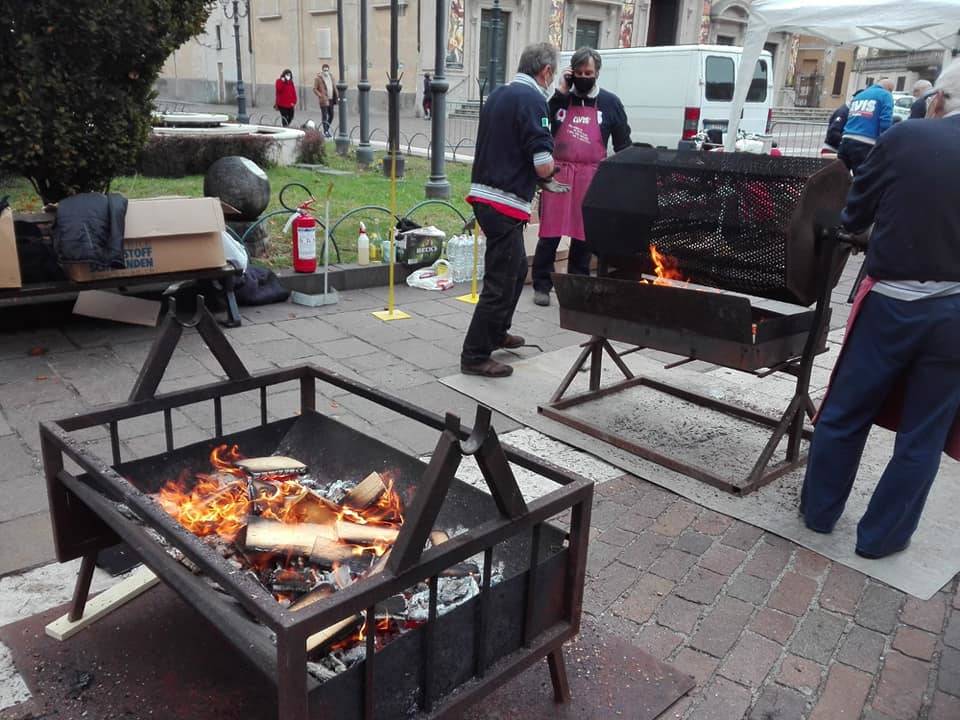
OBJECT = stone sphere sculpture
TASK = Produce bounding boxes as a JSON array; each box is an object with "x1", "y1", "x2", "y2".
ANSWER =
[{"x1": 203, "y1": 156, "x2": 271, "y2": 221}]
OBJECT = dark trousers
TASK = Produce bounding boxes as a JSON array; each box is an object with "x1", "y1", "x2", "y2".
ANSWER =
[
  {"x1": 801, "y1": 292, "x2": 960, "y2": 555},
  {"x1": 423, "y1": 99, "x2": 432, "y2": 118},
  {"x1": 321, "y1": 106, "x2": 334, "y2": 134},
  {"x1": 279, "y1": 106, "x2": 295, "y2": 127},
  {"x1": 461, "y1": 204, "x2": 527, "y2": 365},
  {"x1": 838, "y1": 138, "x2": 874, "y2": 175},
  {"x1": 532, "y1": 236, "x2": 592, "y2": 292}
]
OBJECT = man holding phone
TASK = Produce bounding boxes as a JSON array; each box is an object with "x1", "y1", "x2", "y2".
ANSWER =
[{"x1": 532, "y1": 47, "x2": 632, "y2": 306}]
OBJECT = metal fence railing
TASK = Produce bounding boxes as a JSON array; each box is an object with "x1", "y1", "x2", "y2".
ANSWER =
[{"x1": 770, "y1": 121, "x2": 830, "y2": 158}]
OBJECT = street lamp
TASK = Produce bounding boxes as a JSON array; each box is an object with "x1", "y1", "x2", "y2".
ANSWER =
[
  {"x1": 335, "y1": 0, "x2": 350, "y2": 155},
  {"x1": 381, "y1": 0, "x2": 405, "y2": 177},
  {"x1": 356, "y1": 0, "x2": 374, "y2": 166},
  {"x1": 424, "y1": 0, "x2": 450, "y2": 198},
  {"x1": 220, "y1": 0, "x2": 250, "y2": 125},
  {"x1": 487, "y1": 0, "x2": 502, "y2": 94}
]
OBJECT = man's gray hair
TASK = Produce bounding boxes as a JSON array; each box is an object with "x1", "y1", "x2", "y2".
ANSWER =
[
  {"x1": 913, "y1": 79, "x2": 932, "y2": 95},
  {"x1": 935, "y1": 60, "x2": 960, "y2": 114},
  {"x1": 518, "y1": 42, "x2": 558, "y2": 77},
  {"x1": 571, "y1": 47, "x2": 602, "y2": 72}
]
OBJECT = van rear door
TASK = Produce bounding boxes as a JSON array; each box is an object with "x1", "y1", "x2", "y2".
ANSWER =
[
  {"x1": 699, "y1": 52, "x2": 773, "y2": 139},
  {"x1": 741, "y1": 58, "x2": 772, "y2": 135},
  {"x1": 700, "y1": 52, "x2": 737, "y2": 138}
]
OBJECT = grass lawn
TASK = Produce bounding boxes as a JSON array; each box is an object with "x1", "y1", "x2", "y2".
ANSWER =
[{"x1": 0, "y1": 149, "x2": 473, "y2": 268}]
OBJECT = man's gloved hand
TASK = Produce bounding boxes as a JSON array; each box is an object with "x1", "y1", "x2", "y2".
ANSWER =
[{"x1": 538, "y1": 176, "x2": 571, "y2": 193}]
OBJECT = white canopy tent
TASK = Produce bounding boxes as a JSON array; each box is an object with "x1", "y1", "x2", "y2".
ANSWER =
[{"x1": 726, "y1": 0, "x2": 960, "y2": 149}]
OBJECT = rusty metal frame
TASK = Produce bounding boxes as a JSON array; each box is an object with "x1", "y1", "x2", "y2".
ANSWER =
[
  {"x1": 40, "y1": 299, "x2": 594, "y2": 720},
  {"x1": 539, "y1": 231, "x2": 845, "y2": 496}
]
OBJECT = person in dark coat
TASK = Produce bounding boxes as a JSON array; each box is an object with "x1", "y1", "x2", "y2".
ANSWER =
[
  {"x1": 909, "y1": 80, "x2": 934, "y2": 119},
  {"x1": 423, "y1": 73, "x2": 432, "y2": 119},
  {"x1": 460, "y1": 43, "x2": 563, "y2": 378},
  {"x1": 801, "y1": 61, "x2": 960, "y2": 560}
]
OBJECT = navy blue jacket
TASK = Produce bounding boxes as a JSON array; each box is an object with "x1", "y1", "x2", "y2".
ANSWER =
[
  {"x1": 824, "y1": 104, "x2": 849, "y2": 151},
  {"x1": 547, "y1": 88, "x2": 632, "y2": 152},
  {"x1": 842, "y1": 114, "x2": 960, "y2": 281},
  {"x1": 469, "y1": 74, "x2": 554, "y2": 217}
]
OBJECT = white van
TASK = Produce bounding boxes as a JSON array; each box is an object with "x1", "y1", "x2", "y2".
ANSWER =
[{"x1": 559, "y1": 45, "x2": 774, "y2": 148}]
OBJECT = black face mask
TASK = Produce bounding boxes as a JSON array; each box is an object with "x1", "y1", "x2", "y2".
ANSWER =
[{"x1": 573, "y1": 76, "x2": 596, "y2": 94}]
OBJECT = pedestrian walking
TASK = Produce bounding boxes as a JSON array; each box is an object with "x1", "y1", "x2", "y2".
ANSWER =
[
  {"x1": 460, "y1": 42, "x2": 569, "y2": 378},
  {"x1": 801, "y1": 61, "x2": 960, "y2": 560},
  {"x1": 838, "y1": 78, "x2": 894, "y2": 173},
  {"x1": 532, "y1": 47, "x2": 632, "y2": 307},
  {"x1": 274, "y1": 69, "x2": 298, "y2": 127},
  {"x1": 423, "y1": 73, "x2": 433, "y2": 120},
  {"x1": 313, "y1": 65, "x2": 338, "y2": 137}
]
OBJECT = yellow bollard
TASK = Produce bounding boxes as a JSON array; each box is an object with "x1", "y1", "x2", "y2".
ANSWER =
[
  {"x1": 455, "y1": 226, "x2": 481, "y2": 305},
  {"x1": 372, "y1": 151, "x2": 411, "y2": 321}
]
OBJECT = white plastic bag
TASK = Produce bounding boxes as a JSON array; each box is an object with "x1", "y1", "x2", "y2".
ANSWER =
[
  {"x1": 222, "y1": 230, "x2": 249, "y2": 273},
  {"x1": 406, "y1": 259, "x2": 454, "y2": 291}
]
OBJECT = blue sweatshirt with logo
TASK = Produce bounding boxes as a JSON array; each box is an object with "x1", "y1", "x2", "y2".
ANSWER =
[{"x1": 842, "y1": 84, "x2": 893, "y2": 145}]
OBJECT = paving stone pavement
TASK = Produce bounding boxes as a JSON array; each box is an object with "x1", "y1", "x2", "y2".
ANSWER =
[{"x1": 1, "y1": 260, "x2": 958, "y2": 719}]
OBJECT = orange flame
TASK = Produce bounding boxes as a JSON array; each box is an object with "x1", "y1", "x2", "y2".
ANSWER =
[{"x1": 649, "y1": 244, "x2": 687, "y2": 285}]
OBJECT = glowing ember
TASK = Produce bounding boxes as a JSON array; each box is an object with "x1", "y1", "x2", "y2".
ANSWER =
[{"x1": 648, "y1": 244, "x2": 687, "y2": 285}]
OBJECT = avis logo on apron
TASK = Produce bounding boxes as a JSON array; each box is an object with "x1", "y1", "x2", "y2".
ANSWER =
[{"x1": 539, "y1": 104, "x2": 606, "y2": 242}]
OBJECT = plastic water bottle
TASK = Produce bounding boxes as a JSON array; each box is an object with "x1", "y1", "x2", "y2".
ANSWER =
[
  {"x1": 476, "y1": 234, "x2": 486, "y2": 281},
  {"x1": 357, "y1": 222, "x2": 370, "y2": 266}
]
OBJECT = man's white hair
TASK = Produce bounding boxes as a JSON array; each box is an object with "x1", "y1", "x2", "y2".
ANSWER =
[
  {"x1": 935, "y1": 61, "x2": 960, "y2": 114},
  {"x1": 913, "y1": 79, "x2": 932, "y2": 96}
]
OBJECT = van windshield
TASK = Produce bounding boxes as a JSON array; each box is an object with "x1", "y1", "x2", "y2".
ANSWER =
[
  {"x1": 705, "y1": 56, "x2": 734, "y2": 101},
  {"x1": 747, "y1": 60, "x2": 768, "y2": 102}
]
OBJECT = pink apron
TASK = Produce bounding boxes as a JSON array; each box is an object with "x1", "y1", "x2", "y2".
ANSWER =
[
  {"x1": 816, "y1": 276, "x2": 960, "y2": 460},
  {"x1": 538, "y1": 104, "x2": 607, "y2": 242}
]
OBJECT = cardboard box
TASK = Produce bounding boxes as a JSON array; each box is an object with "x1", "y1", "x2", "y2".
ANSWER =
[
  {"x1": 65, "y1": 197, "x2": 226, "y2": 282},
  {"x1": 0, "y1": 207, "x2": 21, "y2": 289},
  {"x1": 73, "y1": 290, "x2": 162, "y2": 327}
]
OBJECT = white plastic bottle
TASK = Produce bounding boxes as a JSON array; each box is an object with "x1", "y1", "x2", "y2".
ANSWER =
[
  {"x1": 476, "y1": 234, "x2": 486, "y2": 281},
  {"x1": 357, "y1": 221, "x2": 370, "y2": 266}
]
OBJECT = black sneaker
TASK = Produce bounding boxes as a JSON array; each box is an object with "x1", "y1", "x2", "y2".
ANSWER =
[
  {"x1": 460, "y1": 358, "x2": 514, "y2": 378},
  {"x1": 533, "y1": 291, "x2": 550, "y2": 307}
]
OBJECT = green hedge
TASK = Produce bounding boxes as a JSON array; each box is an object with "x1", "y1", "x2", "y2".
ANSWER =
[{"x1": 137, "y1": 134, "x2": 277, "y2": 177}]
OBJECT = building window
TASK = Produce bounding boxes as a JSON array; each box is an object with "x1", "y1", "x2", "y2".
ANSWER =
[
  {"x1": 866, "y1": 77, "x2": 874, "y2": 86},
  {"x1": 832, "y1": 61, "x2": 846, "y2": 96},
  {"x1": 716, "y1": 35, "x2": 735, "y2": 46},
  {"x1": 215, "y1": 24, "x2": 223, "y2": 50},
  {"x1": 575, "y1": 20, "x2": 601, "y2": 49},
  {"x1": 317, "y1": 28, "x2": 332, "y2": 59},
  {"x1": 896, "y1": 75, "x2": 906, "y2": 91},
  {"x1": 647, "y1": 0, "x2": 679, "y2": 47},
  {"x1": 705, "y1": 55, "x2": 735, "y2": 101}
]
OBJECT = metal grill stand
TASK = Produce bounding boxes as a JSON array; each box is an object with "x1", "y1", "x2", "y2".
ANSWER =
[
  {"x1": 539, "y1": 226, "x2": 851, "y2": 496},
  {"x1": 41, "y1": 298, "x2": 593, "y2": 720}
]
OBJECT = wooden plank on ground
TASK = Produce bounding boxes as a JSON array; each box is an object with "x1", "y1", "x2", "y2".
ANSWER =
[{"x1": 45, "y1": 566, "x2": 160, "y2": 642}]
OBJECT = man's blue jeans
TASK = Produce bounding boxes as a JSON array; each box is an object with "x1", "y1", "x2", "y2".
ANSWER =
[{"x1": 801, "y1": 291, "x2": 960, "y2": 556}]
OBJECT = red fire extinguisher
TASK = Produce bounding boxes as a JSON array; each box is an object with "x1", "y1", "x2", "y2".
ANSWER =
[{"x1": 290, "y1": 200, "x2": 318, "y2": 273}]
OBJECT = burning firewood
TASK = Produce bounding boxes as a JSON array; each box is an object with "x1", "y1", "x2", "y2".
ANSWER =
[
  {"x1": 285, "y1": 490, "x2": 340, "y2": 525},
  {"x1": 236, "y1": 456, "x2": 307, "y2": 476},
  {"x1": 288, "y1": 584, "x2": 335, "y2": 612},
  {"x1": 429, "y1": 530, "x2": 449, "y2": 548},
  {"x1": 245, "y1": 518, "x2": 351, "y2": 561},
  {"x1": 343, "y1": 472, "x2": 387, "y2": 510},
  {"x1": 306, "y1": 614, "x2": 363, "y2": 653},
  {"x1": 336, "y1": 522, "x2": 398, "y2": 546}
]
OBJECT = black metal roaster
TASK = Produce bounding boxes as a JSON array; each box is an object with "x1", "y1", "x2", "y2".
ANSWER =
[
  {"x1": 541, "y1": 148, "x2": 856, "y2": 495},
  {"x1": 40, "y1": 298, "x2": 594, "y2": 720}
]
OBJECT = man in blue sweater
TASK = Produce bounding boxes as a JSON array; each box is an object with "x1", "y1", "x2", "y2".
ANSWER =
[
  {"x1": 801, "y1": 61, "x2": 960, "y2": 559},
  {"x1": 838, "y1": 78, "x2": 894, "y2": 173},
  {"x1": 461, "y1": 43, "x2": 563, "y2": 378}
]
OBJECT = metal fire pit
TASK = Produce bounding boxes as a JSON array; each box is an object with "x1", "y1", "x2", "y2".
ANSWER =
[
  {"x1": 40, "y1": 299, "x2": 593, "y2": 720},
  {"x1": 539, "y1": 148, "x2": 854, "y2": 495}
]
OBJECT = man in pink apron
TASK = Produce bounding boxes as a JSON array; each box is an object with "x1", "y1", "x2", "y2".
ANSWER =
[{"x1": 533, "y1": 47, "x2": 632, "y2": 307}]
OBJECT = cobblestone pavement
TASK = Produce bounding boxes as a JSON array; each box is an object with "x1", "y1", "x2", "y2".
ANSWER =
[{"x1": 1, "y1": 261, "x2": 959, "y2": 719}]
